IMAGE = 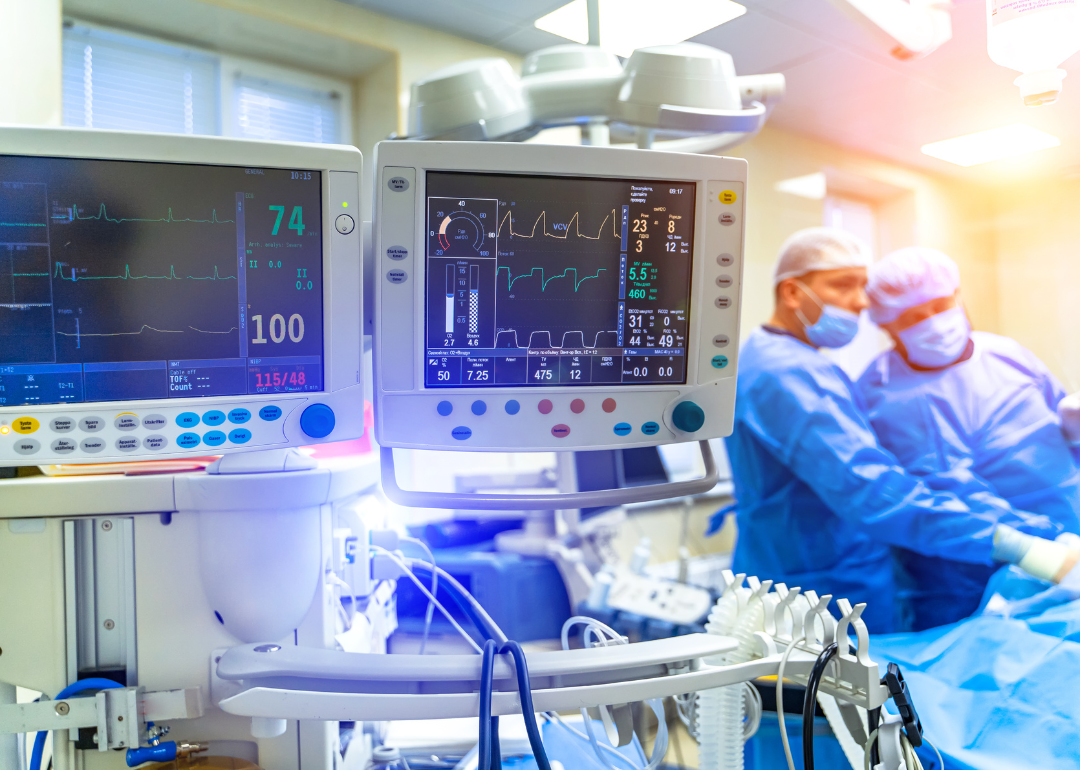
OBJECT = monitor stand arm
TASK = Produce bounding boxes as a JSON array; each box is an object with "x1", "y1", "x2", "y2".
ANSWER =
[{"x1": 380, "y1": 440, "x2": 719, "y2": 510}]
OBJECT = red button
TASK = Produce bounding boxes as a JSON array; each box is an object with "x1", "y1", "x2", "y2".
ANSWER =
[
  {"x1": 551, "y1": 424, "x2": 570, "y2": 438},
  {"x1": 570, "y1": 398, "x2": 585, "y2": 414},
  {"x1": 538, "y1": 399, "x2": 553, "y2": 415},
  {"x1": 602, "y1": 398, "x2": 616, "y2": 413}
]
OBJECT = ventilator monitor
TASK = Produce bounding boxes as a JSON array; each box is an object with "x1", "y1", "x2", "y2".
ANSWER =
[
  {"x1": 374, "y1": 141, "x2": 745, "y2": 451},
  {"x1": 0, "y1": 127, "x2": 363, "y2": 465}
]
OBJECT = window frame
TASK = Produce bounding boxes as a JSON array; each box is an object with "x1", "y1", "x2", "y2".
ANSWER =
[{"x1": 62, "y1": 19, "x2": 354, "y2": 146}]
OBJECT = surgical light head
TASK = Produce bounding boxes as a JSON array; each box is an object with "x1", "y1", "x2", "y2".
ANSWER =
[{"x1": 404, "y1": 42, "x2": 783, "y2": 153}]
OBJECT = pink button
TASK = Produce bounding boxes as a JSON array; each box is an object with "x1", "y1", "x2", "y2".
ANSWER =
[
  {"x1": 602, "y1": 398, "x2": 617, "y2": 413},
  {"x1": 570, "y1": 398, "x2": 585, "y2": 414},
  {"x1": 552, "y1": 424, "x2": 570, "y2": 438},
  {"x1": 538, "y1": 399, "x2": 553, "y2": 415}
]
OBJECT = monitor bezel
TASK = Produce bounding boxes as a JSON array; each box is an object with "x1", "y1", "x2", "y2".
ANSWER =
[
  {"x1": 373, "y1": 140, "x2": 747, "y2": 451},
  {"x1": 0, "y1": 126, "x2": 364, "y2": 457}
]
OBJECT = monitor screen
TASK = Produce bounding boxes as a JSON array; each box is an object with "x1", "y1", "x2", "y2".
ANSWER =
[
  {"x1": 0, "y1": 156, "x2": 323, "y2": 407},
  {"x1": 424, "y1": 172, "x2": 696, "y2": 389}
]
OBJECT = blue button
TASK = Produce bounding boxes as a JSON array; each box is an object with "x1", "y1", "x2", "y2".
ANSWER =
[
  {"x1": 711, "y1": 355, "x2": 729, "y2": 369},
  {"x1": 176, "y1": 412, "x2": 200, "y2": 428},
  {"x1": 642, "y1": 421, "x2": 660, "y2": 436},
  {"x1": 176, "y1": 432, "x2": 201, "y2": 449},
  {"x1": 300, "y1": 404, "x2": 336, "y2": 438},
  {"x1": 203, "y1": 430, "x2": 226, "y2": 447},
  {"x1": 471, "y1": 400, "x2": 487, "y2": 416},
  {"x1": 672, "y1": 401, "x2": 705, "y2": 433},
  {"x1": 259, "y1": 405, "x2": 282, "y2": 421},
  {"x1": 228, "y1": 428, "x2": 252, "y2": 444},
  {"x1": 437, "y1": 400, "x2": 453, "y2": 416},
  {"x1": 505, "y1": 400, "x2": 520, "y2": 415},
  {"x1": 451, "y1": 426, "x2": 473, "y2": 441},
  {"x1": 614, "y1": 422, "x2": 632, "y2": 436},
  {"x1": 228, "y1": 408, "x2": 251, "y2": 424},
  {"x1": 202, "y1": 410, "x2": 226, "y2": 426}
]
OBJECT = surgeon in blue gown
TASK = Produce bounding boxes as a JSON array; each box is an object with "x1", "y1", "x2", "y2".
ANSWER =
[
  {"x1": 725, "y1": 228, "x2": 1065, "y2": 633},
  {"x1": 856, "y1": 247, "x2": 1080, "y2": 630}
]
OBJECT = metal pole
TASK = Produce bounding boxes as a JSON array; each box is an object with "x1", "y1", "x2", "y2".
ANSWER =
[{"x1": 0, "y1": 683, "x2": 20, "y2": 770}]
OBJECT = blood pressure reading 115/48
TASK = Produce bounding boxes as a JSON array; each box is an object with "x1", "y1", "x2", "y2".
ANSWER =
[{"x1": 423, "y1": 171, "x2": 696, "y2": 388}]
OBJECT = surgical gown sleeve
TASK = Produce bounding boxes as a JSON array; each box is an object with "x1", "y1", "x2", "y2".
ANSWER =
[
  {"x1": 742, "y1": 364, "x2": 1059, "y2": 563},
  {"x1": 1014, "y1": 343, "x2": 1079, "y2": 462}
]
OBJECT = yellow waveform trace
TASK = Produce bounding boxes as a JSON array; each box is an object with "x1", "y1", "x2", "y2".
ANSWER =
[{"x1": 497, "y1": 209, "x2": 618, "y2": 241}]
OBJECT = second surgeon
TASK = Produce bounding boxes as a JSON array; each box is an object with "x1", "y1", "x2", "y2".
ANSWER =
[{"x1": 858, "y1": 247, "x2": 1080, "y2": 629}]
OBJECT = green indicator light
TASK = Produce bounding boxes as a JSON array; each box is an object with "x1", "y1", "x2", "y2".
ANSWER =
[{"x1": 342, "y1": 201, "x2": 348, "y2": 208}]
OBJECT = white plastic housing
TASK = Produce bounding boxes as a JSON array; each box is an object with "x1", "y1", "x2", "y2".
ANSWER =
[
  {"x1": 372, "y1": 140, "x2": 747, "y2": 452},
  {"x1": 987, "y1": 0, "x2": 1080, "y2": 105},
  {"x1": 617, "y1": 44, "x2": 743, "y2": 127},
  {"x1": 408, "y1": 59, "x2": 533, "y2": 140},
  {"x1": 0, "y1": 127, "x2": 365, "y2": 466}
]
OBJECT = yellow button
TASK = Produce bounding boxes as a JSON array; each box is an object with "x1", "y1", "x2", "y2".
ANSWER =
[
  {"x1": 719, "y1": 190, "x2": 737, "y2": 205},
  {"x1": 12, "y1": 417, "x2": 39, "y2": 434}
]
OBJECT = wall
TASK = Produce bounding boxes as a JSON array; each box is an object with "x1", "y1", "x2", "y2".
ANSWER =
[
  {"x1": 0, "y1": 0, "x2": 62, "y2": 125},
  {"x1": 723, "y1": 126, "x2": 1001, "y2": 340},
  {"x1": 62, "y1": 0, "x2": 522, "y2": 195},
  {"x1": 993, "y1": 178, "x2": 1080, "y2": 390}
]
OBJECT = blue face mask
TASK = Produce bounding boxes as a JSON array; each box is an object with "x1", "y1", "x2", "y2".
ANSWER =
[
  {"x1": 794, "y1": 280, "x2": 860, "y2": 348},
  {"x1": 897, "y1": 305, "x2": 970, "y2": 369}
]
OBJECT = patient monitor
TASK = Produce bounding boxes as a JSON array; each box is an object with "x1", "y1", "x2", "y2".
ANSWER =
[
  {"x1": 373, "y1": 141, "x2": 746, "y2": 454},
  {"x1": 0, "y1": 127, "x2": 364, "y2": 465}
]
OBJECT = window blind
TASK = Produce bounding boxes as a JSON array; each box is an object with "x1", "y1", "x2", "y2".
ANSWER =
[
  {"x1": 62, "y1": 25, "x2": 219, "y2": 135},
  {"x1": 233, "y1": 75, "x2": 341, "y2": 144}
]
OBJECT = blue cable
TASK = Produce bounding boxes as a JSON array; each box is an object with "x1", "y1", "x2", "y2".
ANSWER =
[
  {"x1": 30, "y1": 678, "x2": 124, "y2": 770},
  {"x1": 479, "y1": 640, "x2": 497, "y2": 770},
  {"x1": 499, "y1": 641, "x2": 551, "y2": 770}
]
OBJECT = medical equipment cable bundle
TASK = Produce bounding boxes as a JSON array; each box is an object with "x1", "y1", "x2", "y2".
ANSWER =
[
  {"x1": 383, "y1": 546, "x2": 552, "y2": 768},
  {"x1": 559, "y1": 616, "x2": 670, "y2": 770}
]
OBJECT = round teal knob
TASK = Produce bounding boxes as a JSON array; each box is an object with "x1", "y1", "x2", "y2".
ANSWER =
[{"x1": 672, "y1": 401, "x2": 705, "y2": 433}]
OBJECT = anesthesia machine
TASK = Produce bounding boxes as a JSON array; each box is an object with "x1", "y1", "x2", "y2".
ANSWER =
[{"x1": 0, "y1": 49, "x2": 926, "y2": 770}]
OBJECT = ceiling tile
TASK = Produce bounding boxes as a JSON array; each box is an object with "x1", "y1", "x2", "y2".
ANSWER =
[{"x1": 689, "y1": 11, "x2": 829, "y2": 75}]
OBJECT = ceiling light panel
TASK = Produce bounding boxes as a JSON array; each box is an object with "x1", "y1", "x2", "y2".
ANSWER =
[
  {"x1": 774, "y1": 172, "x2": 827, "y2": 200},
  {"x1": 535, "y1": 0, "x2": 747, "y2": 57},
  {"x1": 921, "y1": 124, "x2": 1060, "y2": 167}
]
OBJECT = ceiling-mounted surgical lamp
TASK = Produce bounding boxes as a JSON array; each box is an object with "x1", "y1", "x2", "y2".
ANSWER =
[
  {"x1": 403, "y1": 42, "x2": 784, "y2": 154},
  {"x1": 407, "y1": 58, "x2": 537, "y2": 141}
]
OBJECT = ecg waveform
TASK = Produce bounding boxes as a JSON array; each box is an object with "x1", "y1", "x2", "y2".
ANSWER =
[
  {"x1": 57, "y1": 324, "x2": 238, "y2": 338},
  {"x1": 51, "y1": 263, "x2": 236, "y2": 281},
  {"x1": 0, "y1": 222, "x2": 46, "y2": 228},
  {"x1": 498, "y1": 266, "x2": 607, "y2": 292},
  {"x1": 58, "y1": 203, "x2": 235, "y2": 225},
  {"x1": 497, "y1": 209, "x2": 618, "y2": 240}
]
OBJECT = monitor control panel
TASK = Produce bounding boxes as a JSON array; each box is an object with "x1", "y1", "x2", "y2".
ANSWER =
[
  {"x1": 373, "y1": 141, "x2": 745, "y2": 451},
  {"x1": 0, "y1": 127, "x2": 364, "y2": 465}
]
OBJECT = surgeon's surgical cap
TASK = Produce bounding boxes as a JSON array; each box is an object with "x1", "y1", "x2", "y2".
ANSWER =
[
  {"x1": 867, "y1": 247, "x2": 960, "y2": 324},
  {"x1": 771, "y1": 227, "x2": 873, "y2": 287}
]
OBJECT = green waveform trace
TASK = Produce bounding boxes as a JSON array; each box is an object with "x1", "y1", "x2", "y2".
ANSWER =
[
  {"x1": 0, "y1": 221, "x2": 46, "y2": 227},
  {"x1": 498, "y1": 266, "x2": 607, "y2": 292},
  {"x1": 12, "y1": 272, "x2": 48, "y2": 277},
  {"x1": 53, "y1": 263, "x2": 236, "y2": 281},
  {"x1": 71, "y1": 203, "x2": 235, "y2": 225}
]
